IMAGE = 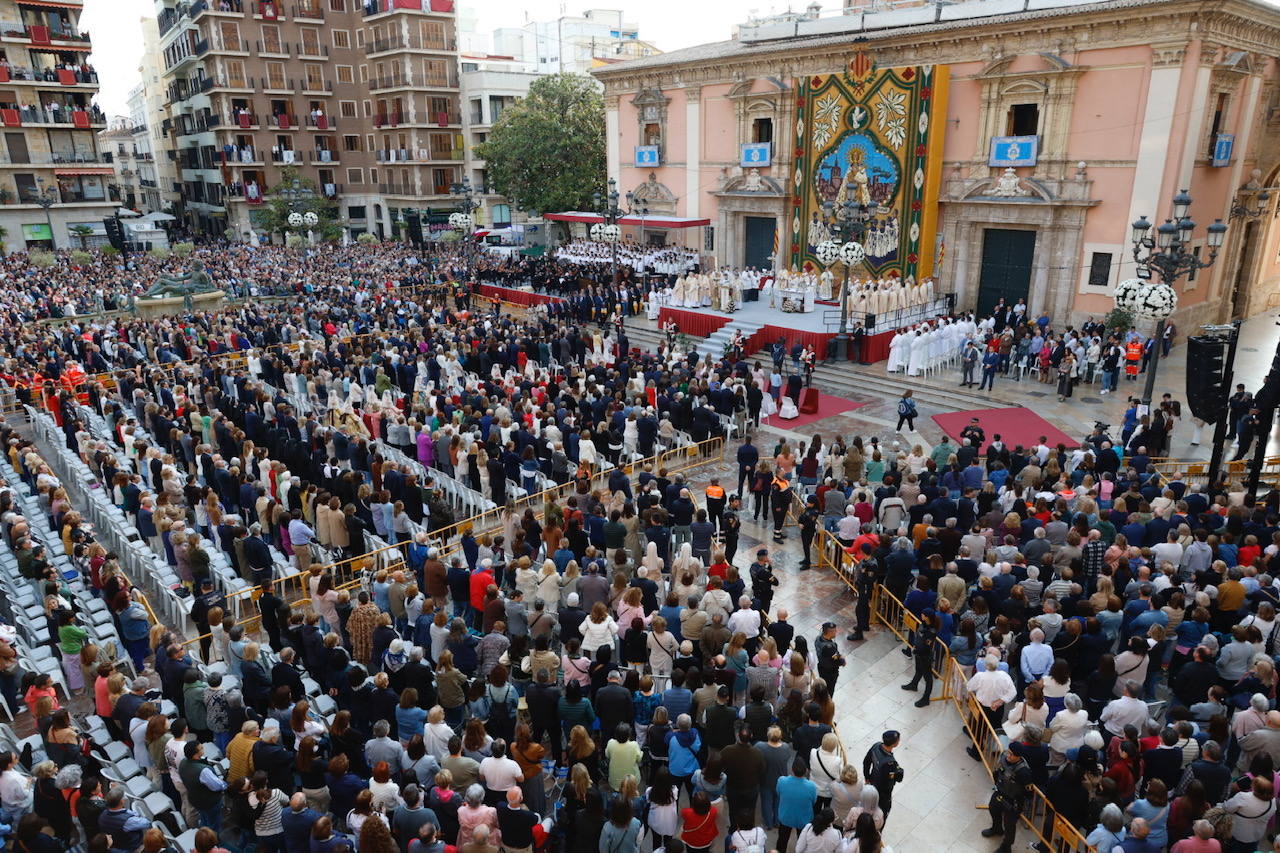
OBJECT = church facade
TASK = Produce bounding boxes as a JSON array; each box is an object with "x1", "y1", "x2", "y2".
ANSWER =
[{"x1": 592, "y1": 0, "x2": 1280, "y2": 328}]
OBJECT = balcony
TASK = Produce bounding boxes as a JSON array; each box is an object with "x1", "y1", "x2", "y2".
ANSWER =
[
  {"x1": 301, "y1": 78, "x2": 332, "y2": 94},
  {"x1": 255, "y1": 39, "x2": 290, "y2": 57},
  {"x1": 363, "y1": 0, "x2": 454, "y2": 15},
  {"x1": 295, "y1": 42, "x2": 328, "y2": 58},
  {"x1": 0, "y1": 105, "x2": 105, "y2": 127},
  {"x1": 8, "y1": 26, "x2": 93, "y2": 49},
  {"x1": 308, "y1": 150, "x2": 338, "y2": 163},
  {"x1": 364, "y1": 33, "x2": 456, "y2": 54},
  {"x1": 198, "y1": 0, "x2": 242, "y2": 14},
  {"x1": 369, "y1": 71, "x2": 458, "y2": 91},
  {"x1": 0, "y1": 65, "x2": 98, "y2": 86},
  {"x1": 292, "y1": 2, "x2": 323, "y2": 19},
  {"x1": 262, "y1": 76, "x2": 293, "y2": 92},
  {"x1": 221, "y1": 147, "x2": 262, "y2": 165},
  {"x1": 378, "y1": 181, "x2": 413, "y2": 195},
  {"x1": 268, "y1": 113, "x2": 299, "y2": 129},
  {"x1": 0, "y1": 151, "x2": 109, "y2": 166},
  {"x1": 210, "y1": 75, "x2": 253, "y2": 91},
  {"x1": 373, "y1": 112, "x2": 403, "y2": 127},
  {"x1": 221, "y1": 111, "x2": 259, "y2": 128},
  {"x1": 226, "y1": 183, "x2": 268, "y2": 203},
  {"x1": 304, "y1": 114, "x2": 333, "y2": 130},
  {"x1": 140, "y1": 179, "x2": 157, "y2": 188},
  {"x1": 269, "y1": 149, "x2": 300, "y2": 163},
  {"x1": 254, "y1": 1, "x2": 283, "y2": 19},
  {"x1": 194, "y1": 37, "x2": 209, "y2": 56}
]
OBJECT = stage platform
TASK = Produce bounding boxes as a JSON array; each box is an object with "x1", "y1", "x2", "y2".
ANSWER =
[{"x1": 656, "y1": 299, "x2": 897, "y2": 363}]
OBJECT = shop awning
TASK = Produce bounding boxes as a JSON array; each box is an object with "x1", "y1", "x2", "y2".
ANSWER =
[
  {"x1": 17, "y1": 0, "x2": 83, "y2": 9},
  {"x1": 544, "y1": 211, "x2": 711, "y2": 228},
  {"x1": 54, "y1": 167, "x2": 112, "y2": 176}
]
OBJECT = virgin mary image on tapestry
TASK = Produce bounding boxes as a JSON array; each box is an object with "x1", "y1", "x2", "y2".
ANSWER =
[{"x1": 790, "y1": 53, "x2": 949, "y2": 282}]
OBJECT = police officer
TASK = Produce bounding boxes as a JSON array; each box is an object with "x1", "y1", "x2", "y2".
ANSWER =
[
  {"x1": 848, "y1": 546, "x2": 880, "y2": 642},
  {"x1": 798, "y1": 494, "x2": 820, "y2": 569},
  {"x1": 900, "y1": 608, "x2": 938, "y2": 708},
  {"x1": 816, "y1": 622, "x2": 846, "y2": 689},
  {"x1": 721, "y1": 495, "x2": 742, "y2": 564},
  {"x1": 1234, "y1": 407, "x2": 1265, "y2": 461},
  {"x1": 982, "y1": 747, "x2": 1033, "y2": 853},
  {"x1": 749, "y1": 548, "x2": 779, "y2": 613}
]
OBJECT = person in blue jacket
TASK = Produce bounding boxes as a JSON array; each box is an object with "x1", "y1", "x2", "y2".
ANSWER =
[
  {"x1": 776, "y1": 757, "x2": 818, "y2": 853},
  {"x1": 665, "y1": 713, "x2": 702, "y2": 797}
]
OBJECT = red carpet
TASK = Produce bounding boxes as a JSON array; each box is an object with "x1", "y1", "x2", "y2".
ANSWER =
[
  {"x1": 762, "y1": 393, "x2": 868, "y2": 429},
  {"x1": 932, "y1": 406, "x2": 1080, "y2": 450}
]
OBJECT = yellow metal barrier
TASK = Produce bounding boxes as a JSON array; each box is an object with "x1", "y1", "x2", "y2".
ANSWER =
[{"x1": 870, "y1": 584, "x2": 1097, "y2": 853}]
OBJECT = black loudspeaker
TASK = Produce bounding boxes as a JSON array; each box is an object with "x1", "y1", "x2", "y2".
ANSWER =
[
  {"x1": 405, "y1": 211, "x2": 423, "y2": 246},
  {"x1": 102, "y1": 216, "x2": 125, "y2": 251},
  {"x1": 1186, "y1": 335, "x2": 1228, "y2": 422}
]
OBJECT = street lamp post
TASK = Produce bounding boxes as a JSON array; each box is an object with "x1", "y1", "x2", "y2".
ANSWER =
[
  {"x1": 277, "y1": 178, "x2": 317, "y2": 244},
  {"x1": 593, "y1": 178, "x2": 647, "y2": 292},
  {"x1": 816, "y1": 198, "x2": 877, "y2": 363},
  {"x1": 592, "y1": 178, "x2": 647, "y2": 326},
  {"x1": 1123, "y1": 190, "x2": 1227, "y2": 414},
  {"x1": 450, "y1": 178, "x2": 480, "y2": 283}
]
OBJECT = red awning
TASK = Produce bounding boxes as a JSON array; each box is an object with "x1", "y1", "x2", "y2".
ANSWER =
[
  {"x1": 54, "y1": 167, "x2": 111, "y2": 176},
  {"x1": 543, "y1": 211, "x2": 710, "y2": 228},
  {"x1": 17, "y1": 0, "x2": 83, "y2": 8}
]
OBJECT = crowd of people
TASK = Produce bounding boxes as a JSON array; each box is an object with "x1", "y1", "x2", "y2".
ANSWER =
[{"x1": 0, "y1": 240, "x2": 1276, "y2": 853}]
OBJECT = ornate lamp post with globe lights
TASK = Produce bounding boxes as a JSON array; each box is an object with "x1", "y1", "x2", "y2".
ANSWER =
[
  {"x1": 450, "y1": 177, "x2": 480, "y2": 282},
  {"x1": 593, "y1": 178, "x2": 647, "y2": 297},
  {"x1": 1114, "y1": 189, "x2": 1227, "y2": 414},
  {"x1": 816, "y1": 198, "x2": 877, "y2": 362}
]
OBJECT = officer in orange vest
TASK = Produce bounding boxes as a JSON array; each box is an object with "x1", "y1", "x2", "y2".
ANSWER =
[
  {"x1": 704, "y1": 478, "x2": 726, "y2": 532},
  {"x1": 1125, "y1": 339, "x2": 1143, "y2": 380}
]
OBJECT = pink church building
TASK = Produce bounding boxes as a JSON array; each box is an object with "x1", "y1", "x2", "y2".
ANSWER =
[{"x1": 592, "y1": 0, "x2": 1280, "y2": 328}]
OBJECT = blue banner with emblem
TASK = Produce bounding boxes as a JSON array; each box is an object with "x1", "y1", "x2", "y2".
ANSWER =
[
  {"x1": 635, "y1": 145, "x2": 660, "y2": 167},
  {"x1": 1212, "y1": 133, "x2": 1234, "y2": 167},
  {"x1": 988, "y1": 135, "x2": 1038, "y2": 167},
  {"x1": 741, "y1": 142, "x2": 771, "y2": 167}
]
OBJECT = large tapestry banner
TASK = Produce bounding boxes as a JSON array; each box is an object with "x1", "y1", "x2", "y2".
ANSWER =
[{"x1": 790, "y1": 54, "x2": 949, "y2": 283}]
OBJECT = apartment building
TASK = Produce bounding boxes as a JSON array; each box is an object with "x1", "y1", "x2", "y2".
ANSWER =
[
  {"x1": 154, "y1": 0, "x2": 463, "y2": 241},
  {"x1": 0, "y1": 0, "x2": 111, "y2": 251},
  {"x1": 459, "y1": 53, "x2": 536, "y2": 234}
]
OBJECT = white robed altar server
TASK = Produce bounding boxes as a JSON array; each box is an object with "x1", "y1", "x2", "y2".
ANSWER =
[
  {"x1": 907, "y1": 329, "x2": 929, "y2": 376},
  {"x1": 887, "y1": 329, "x2": 910, "y2": 373}
]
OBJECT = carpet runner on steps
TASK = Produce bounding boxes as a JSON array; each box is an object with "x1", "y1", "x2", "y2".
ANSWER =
[{"x1": 696, "y1": 318, "x2": 767, "y2": 358}]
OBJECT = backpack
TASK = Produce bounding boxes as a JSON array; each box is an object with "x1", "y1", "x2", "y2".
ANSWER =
[
  {"x1": 897, "y1": 398, "x2": 916, "y2": 417},
  {"x1": 486, "y1": 683, "x2": 513, "y2": 729}
]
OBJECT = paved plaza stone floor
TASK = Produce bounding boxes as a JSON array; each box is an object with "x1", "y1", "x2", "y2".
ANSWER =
[
  {"x1": 663, "y1": 307, "x2": 1280, "y2": 851},
  {"x1": 682, "y1": 452, "x2": 1007, "y2": 852}
]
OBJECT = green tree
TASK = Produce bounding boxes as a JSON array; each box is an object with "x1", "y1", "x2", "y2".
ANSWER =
[
  {"x1": 69, "y1": 224, "x2": 94, "y2": 250},
  {"x1": 172, "y1": 241, "x2": 195, "y2": 257},
  {"x1": 475, "y1": 73, "x2": 605, "y2": 214},
  {"x1": 257, "y1": 166, "x2": 341, "y2": 241}
]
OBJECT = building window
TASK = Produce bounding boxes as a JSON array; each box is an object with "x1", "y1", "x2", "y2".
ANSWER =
[
  {"x1": 336, "y1": 66, "x2": 354, "y2": 84},
  {"x1": 347, "y1": 205, "x2": 366, "y2": 219},
  {"x1": 1087, "y1": 252, "x2": 1112, "y2": 287},
  {"x1": 1007, "y1": 103, "x2": 1039, "y2": 136},
  {"x1": 329, "y1": 0, "x2": 344, "y2": 9},
  {"x1": 1207, "y1": 93, "x2": 1228, "y2": 157},
  {"x1": 339, "y1": 100, "x2": 357, "y2": 118},
  {"x1": 492, "y1": 204, "x2": 511, "y2": 227},
  {"x1": 751, "y1": 117, "x2": 773, "y2": 144},
  {"x1": 347, "y1": 168, "x2": 363, "y2": 184},
  {"x1": 332, "y1": 29, "x2": 350, "y2": 49},
  {"x1": 343, "y1": 134, "x2": 360, "y2": 151}
]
